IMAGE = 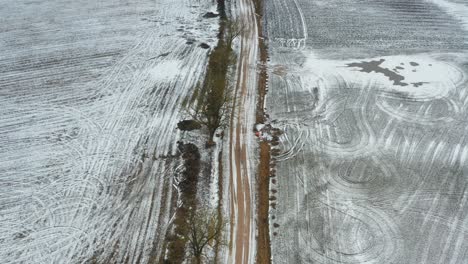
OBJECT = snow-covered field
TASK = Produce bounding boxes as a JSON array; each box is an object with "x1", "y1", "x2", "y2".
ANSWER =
[
  {"x1": 265, "y1": 0, "x2": 468, "y2": 263},
  {"x1": 0, "y1": 0, "x2": 218, "y2": 263}
]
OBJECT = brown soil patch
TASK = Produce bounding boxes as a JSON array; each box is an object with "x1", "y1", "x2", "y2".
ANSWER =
[
  {"x1": 257, "y1": 141, "x2": 271, "y2": 264},
  {"x1": 253, "y1": 0, "x2": 272, "y2": 262}
]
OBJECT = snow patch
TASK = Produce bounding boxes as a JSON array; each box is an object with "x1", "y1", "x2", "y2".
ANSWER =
[
  {"x1": 150, "y1": 60, "x2": 182, "y2": 81},
  {"x1": 301, "y1": 53, "x2": 465, "y2": 100}
]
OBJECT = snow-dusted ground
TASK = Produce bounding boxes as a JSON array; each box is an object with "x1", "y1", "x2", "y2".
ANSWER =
[
  {"x1": 0, "y1": 0, "x2": 218, "y2": 263},
  {"x1": 265, "y1": 0, "x2": 468, "y2": 263}
]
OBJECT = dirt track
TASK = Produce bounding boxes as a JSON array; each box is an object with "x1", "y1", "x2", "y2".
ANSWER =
[{"x1": 227, "y1": 0, "x2": 259, "y2": 262}]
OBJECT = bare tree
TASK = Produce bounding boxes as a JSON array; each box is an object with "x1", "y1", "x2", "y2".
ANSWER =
[
  {"x1": 185, "y1": 209, "x2": 226, "y2": 264},
  {"x1": 186, "y1": 18, "x2": 243, "y2": 144},
  {"x1": 225, "y1": 19, "x2": 244, "y2": 49},
  {"x1": 190, "y1": 81, "x2": 232, "y2": 141},
  {"x1": 189, "y1": 45, "x2": 234, "y2": 143}
]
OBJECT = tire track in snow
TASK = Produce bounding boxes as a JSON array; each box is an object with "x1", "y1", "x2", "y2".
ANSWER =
[
  {"x1": 266, "y1": 21, "x2": 468, "y2": 264},
  {"x1": 0, "y1": 0, "x2": 219, "y2": 263}
]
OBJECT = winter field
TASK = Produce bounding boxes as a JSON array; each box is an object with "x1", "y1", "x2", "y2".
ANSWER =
[
  {"x1": 0, "y1": 0, "x2": 218, "y2": 263},
  {"x1": 265, "y1": 0, "x2": 468, "y2": 263}
]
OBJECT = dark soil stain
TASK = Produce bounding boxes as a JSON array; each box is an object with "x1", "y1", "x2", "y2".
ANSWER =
[
  {"x1": 199, "y1": 43, "x2": 210, "y2": 49},
  {"x1": 146, "y1": 52, "x2": 170, "y2": 61},
  {"x1": 271, "y1": 149, "x2": 281, "y2": 156},
  {"x1": 411, "y1": 82, "x2": 429, "y2": 87},
  {"x1": 177, "y1": 120, "x2": 201, "y2": 131},
  {"x1": 158, "y1": 52, "x2": 170, "y2": 58},
  {"x1": 203, "y1": 12, "x2": 219, "y2": 18},
  {"x1": 347, "y1": 59, "x2": 408, "y2": 86}
]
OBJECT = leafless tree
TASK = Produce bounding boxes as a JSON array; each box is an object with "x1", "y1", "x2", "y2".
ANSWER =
[
  {"x1": 190, "y1": 83, "x2": 232, "y2": 141},
  {"x1": 225, "y1": 19, "x2": 244, "y2": 49},
  {"x1": 186, "y1": 18, "x2": 243, "y2": 144},
  {"x1": 185, "y1": 209, "x2": 226, "y2": 264}
]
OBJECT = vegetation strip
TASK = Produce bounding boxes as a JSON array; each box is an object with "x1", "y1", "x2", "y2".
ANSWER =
[
  {"x1": 253, "y1": 0, "x2": 273, "y2": 262},
  {"x1": 163, "y1": 1, "x2": 241, "y2": 262},
  {"x1": 164, "y1": 142, "x2": 201, "y2": 263},
  {"x1": 188, "y1": 17, "x2": 240, "y2": 143}
]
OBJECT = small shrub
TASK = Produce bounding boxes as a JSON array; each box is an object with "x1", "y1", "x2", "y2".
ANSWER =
[{"x1": 177, "y1": 120, "x2": 202, "y2": 131}]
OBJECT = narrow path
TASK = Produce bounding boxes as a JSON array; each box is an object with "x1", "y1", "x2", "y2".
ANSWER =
[{"x1": 227, "y1": 0, "x2": 259, "y2": 263}]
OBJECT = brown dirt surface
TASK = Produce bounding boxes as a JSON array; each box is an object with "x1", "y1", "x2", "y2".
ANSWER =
[
  {"x1": 257, "y1": 141, "x2": 272, "y2": 264},
  {"x1": 227, "y1": 0, "x2": 271, "y2": 261},
  {"x1": 253, "y1": 0, "x2": 272, "y2": 260}
]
